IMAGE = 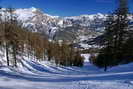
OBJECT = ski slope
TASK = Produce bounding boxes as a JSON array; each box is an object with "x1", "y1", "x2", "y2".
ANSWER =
[{"x1": 0, "y1": 54, "x2": 133, "y2": 89}]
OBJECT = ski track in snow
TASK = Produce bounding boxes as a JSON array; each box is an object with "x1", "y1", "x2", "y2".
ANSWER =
[{"x1": 0, "y1": 54, "x2": 133, "y2": 89}]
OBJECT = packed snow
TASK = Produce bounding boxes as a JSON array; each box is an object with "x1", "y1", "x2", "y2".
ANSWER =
[{"x1": 0, "y1": 54, "x2": 133, "y2": 89}]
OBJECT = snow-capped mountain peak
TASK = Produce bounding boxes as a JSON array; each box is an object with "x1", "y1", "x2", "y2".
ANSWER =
[
  {"x1": 30, "y1": 7, "x2": 38, "y2": 12},
  {"x1": 14, "y1": 8, "x2": 36, "y2": 21}
]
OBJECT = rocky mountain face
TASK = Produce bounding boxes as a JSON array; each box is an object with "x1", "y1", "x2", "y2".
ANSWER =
[
  {"x1": 0, "y1": 7, "x2": 133, "y2": 49},
  {"x1": 12, "y1": 7, "x2": 106, "y2": 39}
]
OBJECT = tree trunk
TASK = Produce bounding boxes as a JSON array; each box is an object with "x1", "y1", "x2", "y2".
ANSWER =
[
  {"x1": 104, "y1": 65, "x2": 107, "y2": 72},
  {"x1": 5, "y1": 42, "x2": 9, "y2": 66},
  {"x1": 12, "y1": 44, "x2": 17, "y2": 67}
]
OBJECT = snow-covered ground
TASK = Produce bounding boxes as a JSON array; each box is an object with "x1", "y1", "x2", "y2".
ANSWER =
[{"x1": 0, "y1": 54, "x2": 133, "y2": 89}]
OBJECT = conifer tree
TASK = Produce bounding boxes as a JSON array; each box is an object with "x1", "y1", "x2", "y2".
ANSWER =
[{"x1": 94, "y1": 0, "x2": 129, "y2": 71}]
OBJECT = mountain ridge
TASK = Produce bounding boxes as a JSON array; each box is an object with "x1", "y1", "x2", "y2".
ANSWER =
[{"x1": 0, "y1": 7, "x2": 133, "y2": 49}]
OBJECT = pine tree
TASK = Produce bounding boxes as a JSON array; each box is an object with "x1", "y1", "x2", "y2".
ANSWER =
[{"x1": 94, "y1": 0, "x2": 129, "y2": 71}]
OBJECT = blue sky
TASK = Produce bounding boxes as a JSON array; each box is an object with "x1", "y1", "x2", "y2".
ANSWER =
[{"x1": 0, "y1": 0, "x2": 133, "y2": 16}]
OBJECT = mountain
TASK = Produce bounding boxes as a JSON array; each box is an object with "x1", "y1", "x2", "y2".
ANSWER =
[
  {"x1": 0, "y1": 7, "x2": 133, "y2": 49},
  {"x1": 12, "y1": 7, "x2": 106, "y2": 39}
]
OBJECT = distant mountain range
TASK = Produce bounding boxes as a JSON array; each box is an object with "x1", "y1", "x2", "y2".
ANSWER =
[{"x1": 0, "y1": 7, "x2": 133, "y2": 49}]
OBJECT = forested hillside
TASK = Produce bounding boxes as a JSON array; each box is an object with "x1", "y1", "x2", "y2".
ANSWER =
[{"x1": 0, "y1": 8, "x2": 84, "y2": 67}]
